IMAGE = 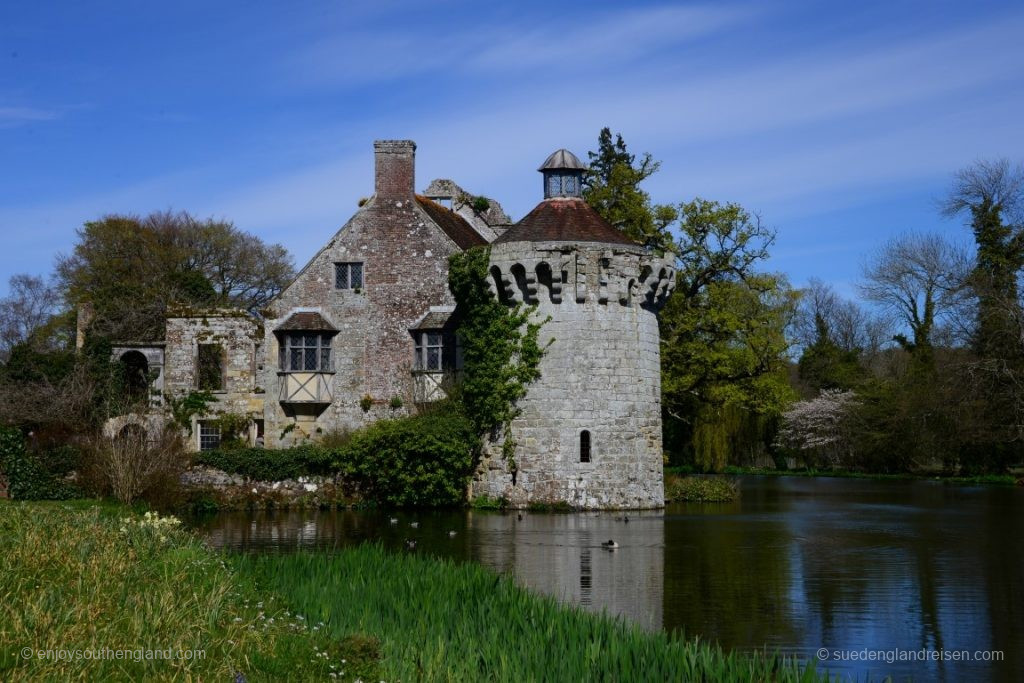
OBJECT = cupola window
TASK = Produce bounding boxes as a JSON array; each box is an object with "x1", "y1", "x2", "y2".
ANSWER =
[{"x1": 539, "y1": 148, "x2": 586, "y2": 199}]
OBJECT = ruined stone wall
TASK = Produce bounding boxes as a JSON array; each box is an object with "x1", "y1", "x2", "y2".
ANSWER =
[
  {"x1": 164, "y1": 312, "x2": 264, "y2": 447},
  {"x1": 110, "y1": 345, "x2": 164, "y2": 408},
  {"x1": 263, "y1": 142, "x2": 466, "y2": 447},
  {"x1": 471, "y1": 241, "x2": 675, "y2": 509}
]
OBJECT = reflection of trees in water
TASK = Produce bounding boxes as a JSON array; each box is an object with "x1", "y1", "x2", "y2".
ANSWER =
[
  {"x1": 661, "y1": 502, "x2": 799, "y2": 648},
  {"x1": 191, "y1": 481, "x2": 1022, "y2": 681},
  {"x1": 659, "y1": 478, "x2": 1020, "y2": 681},
  {"x1": 980, "y1": 487, "x2": 1024, "y2": 683},
  {"x1": 199, "y1": 509, "x2": 380, "y2": 551}
]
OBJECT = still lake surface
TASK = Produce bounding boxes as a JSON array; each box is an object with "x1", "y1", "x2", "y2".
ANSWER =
[{"x1": 188, "y1": 476, "x2": 1023, "y2": 681}]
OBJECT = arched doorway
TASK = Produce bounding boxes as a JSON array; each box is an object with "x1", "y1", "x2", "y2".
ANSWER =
[{"x1": 116, "y1": 423, "x2": 147, "y2": 444}]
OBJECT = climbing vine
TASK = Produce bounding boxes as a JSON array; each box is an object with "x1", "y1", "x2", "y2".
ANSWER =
[
  {"x1": 166, "y1": 390, "x2": 216, "y2": 435},
  {"x1": 448, "y1": 247, "x2": 549, "y2": 469}
]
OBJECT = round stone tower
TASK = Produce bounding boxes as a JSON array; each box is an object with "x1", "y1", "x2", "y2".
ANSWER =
[{"x1": 470, "y1": 149, "x2": 676, "y2": 509}]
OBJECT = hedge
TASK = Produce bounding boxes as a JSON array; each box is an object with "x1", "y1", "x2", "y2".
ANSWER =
[
  {"x1": 338, "y1": 411, "x2": 478, "y2": 507},
  {"x1": 194, "y1": 444, "x2": 334, "y2": 481},
  {"x1": 195, "y1": 410, "x2": 479, "y2": 507},
  {"x1": 0, "y1": 427, "x2": 81, "y2": 500}
]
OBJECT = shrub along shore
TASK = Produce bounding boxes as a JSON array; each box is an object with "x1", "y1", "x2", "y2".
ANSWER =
[{"x1": 1, "y1": 500, "x2": 827, "y2": 682}]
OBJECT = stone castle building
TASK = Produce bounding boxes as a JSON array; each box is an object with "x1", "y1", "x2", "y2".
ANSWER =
[{"x1": 102, "y1": 140, "x2": 674, "y2": 508}]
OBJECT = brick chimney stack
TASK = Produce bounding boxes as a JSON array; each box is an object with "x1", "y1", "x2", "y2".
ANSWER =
[{"x1": 374, "y1": 140, "x2": 416, "y2": 199}]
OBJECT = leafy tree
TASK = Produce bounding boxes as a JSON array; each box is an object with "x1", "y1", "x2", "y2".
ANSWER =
[
  {"x1": 663, "y1": 200, "x2": 796, "y2": 448},
  {"x1": 56, "y1": 211, "x2": 294, "y2": 341},
  {"x1": 797, "y1": 313, "x2": 865, "y2": 392},
  {"x1": 940, "y1": 159, "x2": 1024, "y2": 470},
  {"x1": 583, "y1": 128, "x2": 676, "y2": 252},
  {"x1": 583, "y1": 130, "x2": 796, "y2": 470},
  {"x1": 662, "y1": 272, "x2": 796, "y2": 422}
]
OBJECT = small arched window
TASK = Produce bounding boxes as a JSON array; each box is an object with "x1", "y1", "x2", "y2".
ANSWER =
[{"x1": 580, "y1": 430, "x2": 591, "y2": 463}]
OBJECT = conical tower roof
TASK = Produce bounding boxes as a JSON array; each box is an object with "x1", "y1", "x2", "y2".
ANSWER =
[{"x1": 493, "y1": 197, "x2": 637, "y2": 246}]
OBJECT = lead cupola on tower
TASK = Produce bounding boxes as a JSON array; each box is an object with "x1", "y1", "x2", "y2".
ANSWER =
[{"x1": 539, "y1": 148, "x2": 586, "y2": 199}]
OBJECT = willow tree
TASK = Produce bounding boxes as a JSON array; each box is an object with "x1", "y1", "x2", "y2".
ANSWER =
[{"x1": 584, "y1": 130, "x2": 796, "y2": 470}]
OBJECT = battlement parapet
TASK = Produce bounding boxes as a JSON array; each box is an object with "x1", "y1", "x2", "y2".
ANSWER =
[{"x1": 488, "y1": 241, "x2": 675, "y2": 310}]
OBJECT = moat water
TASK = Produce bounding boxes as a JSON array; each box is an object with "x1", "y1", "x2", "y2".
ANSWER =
[{"x1": 187, "y1": 476, "x2": 1024, "y2": 682}]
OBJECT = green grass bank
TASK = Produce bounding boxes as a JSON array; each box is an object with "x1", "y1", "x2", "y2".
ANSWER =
[
  {"x1": 233, "y1": 548, "x2": 824, "y2": 682},
  {"x1": 0, "y1": 500, "x2": 380, "y2": 681},
  {"x1": 2, "y1": 500, "x2": 827, "y2": 682}
]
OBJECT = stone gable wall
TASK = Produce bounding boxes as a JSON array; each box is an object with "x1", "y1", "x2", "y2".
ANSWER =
[{"x1": 263, "y1": 197, "x2": 464, "y2": 447}]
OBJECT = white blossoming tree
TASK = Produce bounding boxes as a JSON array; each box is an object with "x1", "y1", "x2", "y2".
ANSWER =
[{"x1": 774, "y1": 389, "x2": 856, "y2": 468}]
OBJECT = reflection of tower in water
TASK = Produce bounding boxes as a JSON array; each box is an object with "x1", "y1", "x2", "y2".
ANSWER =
[
  {"x1": 467, "y1": 512, "x2": 664, "y2": 630},
  {"x1": 579, "y1": 544, "x2": 593, "y2": 608}
]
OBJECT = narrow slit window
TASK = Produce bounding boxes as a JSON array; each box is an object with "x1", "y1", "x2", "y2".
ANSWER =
[{"x1": 580, "y1": 430, "x2": 591, "y2": 463}]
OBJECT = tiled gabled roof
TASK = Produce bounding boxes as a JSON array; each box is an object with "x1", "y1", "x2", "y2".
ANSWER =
[
  {"x1": 412, "y1": 310, "x2": 453, "y2": 330},
  {"x1": 415, "y1": 195, "x2": 488, "y2": 250},
  {"x1": 275, "y1": 311, "x2": 337, "y2": 331},
  {"x1": 492, "y1": 197, "x2": 637, "y2": 246}
]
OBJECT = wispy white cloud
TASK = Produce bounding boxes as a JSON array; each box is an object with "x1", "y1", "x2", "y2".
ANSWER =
[
  {"x1": 0, "y1": 105, "x2": 60, "y2": 128},
  {"x1": 5, "y1": 4, "x2": 1024, "y2": 292},
  {"x1": 284, "y1": 4, "x2": 755, "y2": 88},
  {"x1": 467, "y1": 5, "x2": 754, "y2": 71}
]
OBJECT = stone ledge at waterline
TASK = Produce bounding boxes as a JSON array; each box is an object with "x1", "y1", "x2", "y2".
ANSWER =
[
  {"x1": 180, "y1": 465, "x2": 683, "y2": 510},
  {"x1": 181, "y1": 466, "x2": 358, "y2": 509}
]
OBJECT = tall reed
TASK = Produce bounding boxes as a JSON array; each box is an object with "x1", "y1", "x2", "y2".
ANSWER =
[{"x1": 234, "y1": 545, "x2": 826, "y2": 682}]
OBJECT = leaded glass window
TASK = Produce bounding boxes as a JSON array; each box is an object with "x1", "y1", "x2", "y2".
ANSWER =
[
  {"x1": 279, "y1": 333, "x2": 333, "y2": 372},
  {"x1": 543, "y1": 171, "x2": 583, "y2": 198},
  {"x1": 335, "y1": 262, "x2": 364, "y2": 290},
  {"x1": 413, "y1": 330, "x2": 458, "y2": 372}
]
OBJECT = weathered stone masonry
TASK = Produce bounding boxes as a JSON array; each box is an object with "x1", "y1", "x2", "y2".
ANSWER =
[
  {"x1": 471, "y1": 236, "x2": 675, "y2": 509},
  {"x1": 163, "y1": 311, "x2": 265, "y2": 440},
  {"x1": 110, "y1": 141, "x2": 675, "y2": 509},
  {"x1": 262, "y1": 140, "x2": 486, "y2": 446}
]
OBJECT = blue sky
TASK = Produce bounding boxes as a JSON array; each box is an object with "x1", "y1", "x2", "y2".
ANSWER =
[{"x1": 2, "y1": 0, "x2": 1022, "y2": 300}]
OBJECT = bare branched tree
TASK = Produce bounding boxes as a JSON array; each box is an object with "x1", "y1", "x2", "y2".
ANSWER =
[
  {"x1": 941, "y1": 158, "x2": 1024, "y2": 225},
  {"x1": 941, "y1": 159, "x2": 1024, "y2": 361},
  {"x1": 83, "y1": 426, "x2": 186, "y2": 504},
  {"x1": 858, "y1": 232, "x2": 969, "y2": 354},
  {"x1": 793, "y1": 278, "x2": 889, "y2": 355},
  {"x1": 0, "y1": 274, "x2": 61, "y2": 361}
]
